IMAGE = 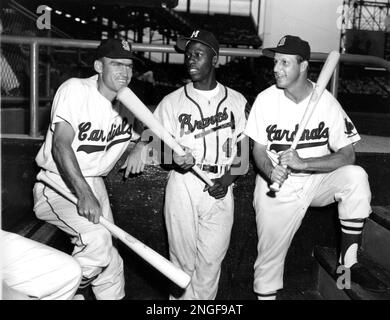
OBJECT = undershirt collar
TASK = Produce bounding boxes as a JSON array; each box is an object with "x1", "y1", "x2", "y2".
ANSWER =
[{"x1": 193, "y1": 84, "x2": 220, "y2": 100}]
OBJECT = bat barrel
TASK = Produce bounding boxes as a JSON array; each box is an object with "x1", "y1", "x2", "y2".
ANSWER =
[{"x1": 99, "y1": 218, "x2": 191, "y2": 288}]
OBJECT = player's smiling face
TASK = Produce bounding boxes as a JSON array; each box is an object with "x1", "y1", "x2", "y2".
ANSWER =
[
  {"x1": 273, "y1": 53, "x2": 302, "y2": 89},
  {"x1": 96, "y1": 57, "x2": 133, "y2": 98},
  {"x1": 185, "y1": 42, "x2": 216, "y2": 85}
]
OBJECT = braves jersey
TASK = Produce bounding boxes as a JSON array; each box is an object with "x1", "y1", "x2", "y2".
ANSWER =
[
  {"x1": 244, "y1": 83, "x2": 360, "y2": 174},
  {"x1": 153, "y1": 82, "x2": 247, "y2": 168},
  {"x1": 36, "y1": 75, "x2": 138, "y2": 177}
]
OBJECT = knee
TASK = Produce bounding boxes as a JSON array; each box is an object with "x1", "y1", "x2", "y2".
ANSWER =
[
  {"x1": 336, "y1": 165, "x2": 371, "y2": 213},
  {"x1": 81, "y1": 227, "x2": 113, "y2": 264},
  {"x1": 340, "y1": 165, "x2": 370, "y2": 190},
  {"x1": 85, "y1": 225, "x2": 112, "y2": 245},
  {"x1": 343, "y1": 165, "x2": 367, "y2": 179}
]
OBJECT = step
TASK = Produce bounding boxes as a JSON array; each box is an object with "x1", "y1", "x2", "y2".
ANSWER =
[
  {"x1": 29, "y1": 222, "x2": 62, "y2": 246},
  {"x1": 370, "y1": 205, "x2": 390, "y2": 230},
  {"x1": 362, "y1": 206, "x2": 390, "y2": 270},
  {"x1": 7, "y1": 215, "x2": 63, "y2": 247},
  {"x1": 10, "y1": 216, "x2": 46, "y2": 238},
  {"x1": 278, "y1": 289, "x2": 323, "y2": 300},
  {"x1": 314, "y1": 246, "x2": 390, "y2": 300}
]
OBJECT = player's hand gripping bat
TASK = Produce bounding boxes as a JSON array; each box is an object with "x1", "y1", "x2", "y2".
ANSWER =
[
  {"x1": 36, "y1": 171, "x2": 191, "y2": 289},
  {"x1": 270, "y1": 50, "x2": 341, "y2": 192},
  {"x1": 116, "y1": 87, "x2": 214, "y2": 187}
]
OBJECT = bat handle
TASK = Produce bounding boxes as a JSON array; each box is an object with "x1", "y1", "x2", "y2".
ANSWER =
[
  {"x1": 268, "y1": 164, "x2": 288, "y2": 193},
  {"x1": 269, "y1": 181, "x2": 281, "y2": 192},
  {"x1": 192, "y1": 165, "x2": 214, "y2": 187},
  {"x1": 171, "y1": 144, "x2": 214, "y2": 187}
]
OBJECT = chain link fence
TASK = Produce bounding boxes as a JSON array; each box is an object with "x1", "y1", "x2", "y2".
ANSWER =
[{"x1": 0, "y1": 2, "x2": 94, "y2": 105}]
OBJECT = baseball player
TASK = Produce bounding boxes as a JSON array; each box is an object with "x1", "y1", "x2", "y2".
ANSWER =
[
  {"x1": 33, "y1": 39, "x2": 141, "y2": 300},
  {"x1": 2, "y1": 230, "x2": 81, "y2": 300},
  {"x1": 124, "y1": 30, "x2": 249, "y2": 299},
  {"x1": 244, "y1": 35, "x2": 386, "y2": 299}
]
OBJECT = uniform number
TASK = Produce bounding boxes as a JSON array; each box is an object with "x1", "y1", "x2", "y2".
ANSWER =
[{"x1": 222, "y1": 138, "x2": 233, "y2": 158}]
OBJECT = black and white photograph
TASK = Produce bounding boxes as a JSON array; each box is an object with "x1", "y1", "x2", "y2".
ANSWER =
[{"x1": 1, "y1": 0, "x2": 389, "y2": 314}]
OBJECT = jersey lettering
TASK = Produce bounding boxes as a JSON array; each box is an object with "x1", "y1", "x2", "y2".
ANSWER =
[
  {"x1": 87, "y1": 129, "x2": 105, "y2": 142},
  {"x1": 106, "y1": 118, "x2": 132, "y2": 142},
  {"x1": 78, "y1": 118, "x2": 132, "y2": 143},
  {"x1": 178, "y1": 107, "x2": 229, "y2": 137},
  {"x1": 77, "y1": 118, "x2": 133, "y2": 154},
  {"x1": 266, "y1": 121, "x2": 329, "y2": 142}
]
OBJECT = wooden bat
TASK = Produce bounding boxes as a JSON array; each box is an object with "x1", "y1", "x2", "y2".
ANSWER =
[
  {"x1": 270, "y1": 50, "x2": 341, "y2": 192},
  {"x1": 116, "y1": 87, "x2": 214, "y2": 186},
  {"x1": 36, "y1": 171, "x2": 191, "y2": 289}
]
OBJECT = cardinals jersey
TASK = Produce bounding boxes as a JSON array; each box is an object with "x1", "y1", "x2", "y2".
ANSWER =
[
  {"x1": 36, "y1": 75, "x2": 138, "y2": 177},
  {"x1": 245, "y1": 83, "x2": 360, "y2": 175}
]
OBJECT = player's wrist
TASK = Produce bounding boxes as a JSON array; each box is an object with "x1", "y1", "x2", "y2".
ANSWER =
[
  {"x1": 301, "y1": 159, "x2": 309, "y2": 171},
  {"x1": 267, "y1": 166, "x2": 274, "y2": 181},
  {"x1": 218, "y1": 171, "x2": 237, "y2": 187}
]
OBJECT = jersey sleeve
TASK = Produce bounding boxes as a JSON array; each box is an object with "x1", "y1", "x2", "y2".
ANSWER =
[
  {"x1": 234, "y1": 94, "x2": 249, "y2": 142},
  {"x1": 244, "y1": 94, "x2": 267, "y2": 145},
  {"x1": 327, "y1": 95, "x2": 361, "y2": 152},
  {"x1": 50, "y1": 79, "x2": 85, "y2": 133}
]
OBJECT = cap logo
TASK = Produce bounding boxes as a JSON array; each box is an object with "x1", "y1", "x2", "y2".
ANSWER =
[
  {"x1": 191, "y1": 30, "x2": 200, "y2": 38},
  {"x1": 121, "y1": 40, "x2": 131, "y2": 51},
  {"x1": 278, "y1": 37, "x2": 286, "y2": 46}
]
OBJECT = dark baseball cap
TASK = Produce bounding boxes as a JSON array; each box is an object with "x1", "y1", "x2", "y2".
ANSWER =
[
  {"x1": 262, "y1": 35, "x2": 311, "y2": 61},
  {"x1": 176, "y1": 29, "x2": 219, "y2": 56},
  {"x1": 96, "y1": 38, "x2": 138, "y2": 60}
]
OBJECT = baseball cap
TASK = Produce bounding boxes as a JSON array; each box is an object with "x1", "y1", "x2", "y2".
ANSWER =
[
  {"x1": 176, "y1": 29, "x2": 219, "y2": 56},
  {"x1": 96, "y1": 38, "x2": 138, "y2": 60},
  {"x1": 262, "y1": 35, "x2": 311, "y2": 61}
]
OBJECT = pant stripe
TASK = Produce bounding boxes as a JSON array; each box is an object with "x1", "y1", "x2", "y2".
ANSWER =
[
  {"x1": 79, "y1": 274, "x2": 99, "y2": 288},
  {"x1": 341, "y1": 225, "x2": 364, "y2": 232},
  {"x1": 42, "y1": 185, "x2": 88, "y2": 255}
]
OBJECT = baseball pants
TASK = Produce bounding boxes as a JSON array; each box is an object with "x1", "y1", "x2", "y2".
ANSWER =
[
  {"x1": 33, "y1": 170, "x2": 125, "y2": 300},
  {"x1": 165, "y1": 171, "x2": 234, "y2": 300},
  {"x1": 253, "y1": 165, "x2": 371, "y2": 294},
  {"x1": 2, "y1": 230, "x2": 81, "y2": 300}
]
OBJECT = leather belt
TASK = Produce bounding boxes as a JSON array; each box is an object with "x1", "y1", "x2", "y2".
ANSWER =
[{"x1": 197, "y1": 163, "x2": 228, "y2": 174}]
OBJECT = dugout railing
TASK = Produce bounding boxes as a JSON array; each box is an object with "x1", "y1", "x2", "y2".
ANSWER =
[{"x1": 1, "y1": 35, "x2": 390, "y2": 139}]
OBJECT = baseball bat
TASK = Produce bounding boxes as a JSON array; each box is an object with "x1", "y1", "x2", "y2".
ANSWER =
[
  {"x1": 36, "y1": 171, "x2": 191, "y2": 289},
  {"x1": 116, "y1": 87, "x2": 214, "y2": 187},
  {"x1": 270, "y1": 50, "x2": 341, "y2": 192}
]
